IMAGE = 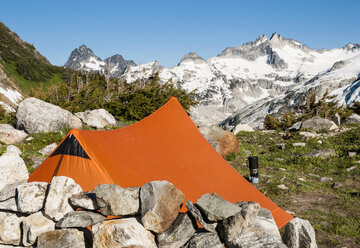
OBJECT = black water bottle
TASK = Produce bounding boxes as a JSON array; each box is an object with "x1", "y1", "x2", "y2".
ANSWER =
[{"x1": 248, "y1": 156, "x2": 259, "y2": 183}]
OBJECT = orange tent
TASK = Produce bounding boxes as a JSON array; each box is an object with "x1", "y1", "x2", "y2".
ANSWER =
[{"x1": 28, "y1": 97, "x2": 293, "y2": 228}]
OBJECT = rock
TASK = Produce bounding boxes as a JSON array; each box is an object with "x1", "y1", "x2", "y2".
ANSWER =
[
  {"x1": 320, "y1": 177, "x2": 332, "y2": 183},
  {"x1": 343, "y1": 113, "x2": 360, "y2": 125},
  {"x1": 346, "y1": 166, "x2": 356, "y2": 172},
  {"x1": 37, "y1": 229, "x2": 86, "y2": 248},
  {"x1": 282, "y1": 217, "x2": 317, "y2": 248},
  {"x1": 331, "y1": 113, "x2": 341, "y2": 126},
  {"x1": 199, "y1": 126, "x2": 239, "y2": 157},
  {"x1": 95, "y1": 184, "x2": 140, "y2": 216},
  {"x1": 22, "y1": 211, "x2": 55, "y2": 246},
  {"x1": 0, "y1": 197, "x2": 18, "y2": 211},
  {"x1": 196, "y1": 193, "x2": 241, "y2": 221},
  {"x1": 301, "y1": 116, "x2": 338, "y2": 132},
  {"x1": 308, "y1": 173, "x2": 320, "y2": 178},
  {"x1": 32, "y1": 156, "x2": 46, "y2": 169},
  {"x1": 289, "y1": 122, "x2": 302, "y2": 131},
  {"x1": 25, "y1": 136, "x2": 33, "y2": 141},
  {"x1": 16, "y1": 97, "x2": 82, "y2": 134},
  {"x1": 69, "y1": 191, "x2": 98, "y2": 210},
  {"x1": 303, "y1": 148, "x2": 336, "y2": 159},
  {"x1": 56, "y1": 211, "x2": 105, "y2": 228},
  {"x1": 16, "y1": 182, "x2": 48, "y2": 214},
  {"x1": 186, "y1": 200, "x2": 217, "y2": 232},
  {"x1": 140, "y1": 180, "x2": 185, "y2": 233},
  {"x1": 278, "y1": 184, "x2": 289, "y2": 190},
  {"x1": 0, "y1": 212, "x2": 25, "y2": 245},
  {"x1": 236, "y1": 201, "x2": 261, "y2": 226},
  {"x1": 157, "y1": 212, "x2": 196, "y2": 248},
  {"x1": 0, "y1": 180, "x2": 26, "y2": 201},
  {"x1": 0, "y1": 151, "x2": 29, "y2": 192},
  {"x1": 348, "y1": 151, "x2": 357, "y2": 158},
  {"x1": 279, "y1": 168, "x2": 286, "y2": 171},
  {"x1": 331, "y1": 182, "x2": 342, "y2": 189},
  {"x1": 75, "y1": 109, "x2": 117, "y2": 129},
  {"x1": 0, "y1": 124, "x2": 28, "y2": 144},
  {"x1": 44, "y1": 176, "x2": 82, "y2": 221},
  {"x1": 38, "y1": 143, "x2": 57, "y2": 155},
  {"x1": 216, "y1": 211, "x2": 247, "y2": 242},
  {"x1": 6, "y1": 145, "x2": 21, "y2": 155},
  {"x1": 228, "y1": 208, "x2": 286, "y2": 248},
  {"x1": 277, "y1": 143, "x2": 286, "y2": 150},
  {"x1": 275, "y1": 158, "x2": 286, "y2": 162},
  {"x1": 92, "y1": 218, "x2": 157, "y2": 248},
  {"x1": 299, "y1": 132, "x2": 320, "y2": 138},
  {"x1": 292, "y1": 142, "x2": 306, "y2": 147},
  {"x1": 317, "y1": 140, "x2": 323, "y2": 144},
  {"x1": 233, "y1": 124, "x2": 254, "y2": 133},
  {"x1": 186, "y1": 232, "x2": 224, "y2": 248}
]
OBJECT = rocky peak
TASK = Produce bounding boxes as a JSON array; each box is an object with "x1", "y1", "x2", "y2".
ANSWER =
[
  {"x1": 64, "y1": 44, "x2": 103, "y2": 70},
  {"x1": 178, "y1": 52, "x2": 206, "y2": 65},
  {"x1": 104, "y1": 54, "x2": 136, "y2": 77}
]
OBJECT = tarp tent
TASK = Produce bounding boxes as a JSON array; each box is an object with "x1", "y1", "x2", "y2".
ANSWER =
[{"x1": 29, "y1": 97, "x2": 293, "y2": 228}]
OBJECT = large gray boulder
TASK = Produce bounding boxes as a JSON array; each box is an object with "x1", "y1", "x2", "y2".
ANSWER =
[
  {"x1": 157, "y1": 213, "x2": 197, "y2": 248},
  {"x1": 227, "y1": 208, "x2": 286, "y2": 248},
  {"x1": 37, "y1": 229, "x2": 86, "y2": 248},
  {"x1": 282, "y1": 217, "x2": 317, "y2": 248},
  {"x1": 186, "y1": 232, "x2": 224, "y2": 248},
  {"x1": 16, "y1": 97, "x2": 82, "y2": 133},
  {"x1": 186, "y1": 200, "x2": 217, "y2": 232},
  {"x1": 0, "y1": 124, "x2": 27, "y2": 144},
  {"x1": 22, "y1": 211, "x2": 55, "y2": 246},
  {"x1": 0, "y1": 150, "x2": 29, "y2": 192},
  {"x1": 92, "y1": 218, "x2": 157, "y2": 248},
  {"x1": 69, "y1": 191, "x2": 98, "y2": 210},
  {"x1": 233, "y1": 124, "x2": 254, "y2": 133},
  {"x1": 75, "y1": 109, "x2": 117, "y2": 129},
  {"x1": 140, "y1": 180, "x2": 185, "y2": 233},
  {"x1": 56, "y1": 211, "x2": 106, "y2": 228},
  {"x1": 0, "y1": 212, "x2": 25, "y2": 246},
  {"x1": 16, "y1": 182, "x2": 48, "y2": 214},
  {"x1": 196, "y1": 193, "x2": 241, "y2": 221},
  {"x1": 0, "y1": 197, "x2": 18, "y2": 211},
  {"x1": 343, "y1": 113, "x2": 360, "y2": 125},
  {"x1": 0, "y1": 180, "x2": 26, "y2": 202},
  {"x1": 301, "y1": 116, "x2": 338, "y2": 132},
  {"x1": 44, "y1": 176, "x2": 82, "y2": 221},
  {"x1": 95, "y1": 184, "x2": 140, "y2": 216}
]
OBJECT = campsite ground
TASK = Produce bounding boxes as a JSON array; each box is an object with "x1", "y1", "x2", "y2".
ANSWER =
[{"x1": 227, "y1": 126, "x2": 360, "y2": 247}]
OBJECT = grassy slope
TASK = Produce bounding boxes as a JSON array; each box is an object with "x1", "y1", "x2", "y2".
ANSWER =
[{"x1": 226, "y1": 126, "x2": 360, "y2": 247}]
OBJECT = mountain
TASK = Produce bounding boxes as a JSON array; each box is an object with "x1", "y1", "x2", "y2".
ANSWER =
[
  {"x1": 64, "y1": 45, "x2": 136, "y2": 77},
  {"x1": 121, "y1": 33, "x2": 360, "y2": 129}
]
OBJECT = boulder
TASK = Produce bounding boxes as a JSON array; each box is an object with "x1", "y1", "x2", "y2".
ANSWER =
[
  {"x1": 16, "y1": 182, "x2": 48, "y2": 214},
  {"x1": 303, "y1": 148, "x2": 336, "y2": 159},
  {"x1": 301, "y1": 116, "x2": 338, "y2": 132},
  {"x1": 22, "y1": 211, "x2": 55, "y2": 246},
  {"x1": 75, "y1": 109, "x2": 117, "y2": 129},
  {"x1": 186, "y1": 232, "x2": 224, "y2": 248},
  {"x1": 236, "y1": 201, "x2": 261, "y2": 226},
  {"x1": 227, "y1": 208, "x2": 286, "y2": 248},
  {"x1": 288, "y1": 121, "x2": 302, "y2": 131},
  {"x1": 37, "y1": 229, "x2": 86, "y2": 248},
  {"x1": 157, "y1": 212, "x2": 197, "y2": 248},
  {"x1": 233, "y1": 124, "x2": 254, "y2": 133},
  {"x1": 278, "y1": 184, "x2": 289, "y2": 190},
  {"x1": 0, "y1": 197, "x2": 18, "y2": 211},
  {"x1": 343, "y1": 113, "x2": 360, "y2": 125},
  {"x1": 0, "y1": 124, "x2": 27, "y2": 144},
  {"x1": 282, "y1": 217, "x2": 317, "y2": 248},
  {"x1": 0, "y1": 212, "x2": 25, "y2": 245},
  {"x1": 140, "y1": 180, "x2": 185, "y2": 233},
  {"x1": 186, "y1": 200, "x2": 217, "y2": 232},
  {"x1": 44, "y1": 176, "x2": 82, "y2": 221},
  {"x1": 69, "y1": 191, "x2": 98, "y2": 210},
  {"x1": 199, "y1": 126, "x2": 239, "y2": 157},
  {"x1": 32, "y1": 156, "x2": 46, "y2": 169},
  {"x1": 0, "y1": 151, "x2": 29, "y2": 192},
  {"x1": 56, "y1": 211, "x2": 106, "y2": 228},
  {"x1": 0, "y1": 180, "x2": 26, "y2": 201},
  {"x1": 38, "y1": 143, "x2": 57, "y2": 156},
  {"x1": 6, "y1": 145, "x2": 21, "y2": 155},
  {"x1": 16, "y1": 97, "x2": 82, "y2": 134},
  {"x1": 95, "y1": 184, "x2": 140, "y2": 216},
  {"x1": 196, "y1": 193, "x2": 241, "y2": 221},
  {"x1": 92, "y1": 218, "x2": 157, "y2": 248}
]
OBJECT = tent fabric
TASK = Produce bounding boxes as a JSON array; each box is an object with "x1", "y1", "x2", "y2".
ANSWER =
[{"x1": 28, "y1": 97, "x2": 293, "y2": 228}]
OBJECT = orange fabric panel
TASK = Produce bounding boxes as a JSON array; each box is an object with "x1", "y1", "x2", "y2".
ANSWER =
[{"x1": 28, "y1": 97, "x2": 293, "y2": 228}]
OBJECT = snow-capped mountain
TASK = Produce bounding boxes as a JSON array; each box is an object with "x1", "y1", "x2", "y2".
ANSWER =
[
  {"x1": 64, "y1": 45, "x2": 136, "y2": 77},
  {"x1": 121, "y1": 33, "x2": 360, "y2": 129}
]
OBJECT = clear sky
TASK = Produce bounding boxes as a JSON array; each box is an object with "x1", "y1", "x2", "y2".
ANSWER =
[{"x1": 0, "y1": 0, "x2": 359, "y2": 68}]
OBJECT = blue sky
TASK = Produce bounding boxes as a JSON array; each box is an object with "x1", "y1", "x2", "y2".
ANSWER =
[{"x1": 0, "y1": 0, "x2": 359, "y2": 67}]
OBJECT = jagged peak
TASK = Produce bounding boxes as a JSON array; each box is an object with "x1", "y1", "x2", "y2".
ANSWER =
[
  {"x1": 178, "y1": 52, "x2": 206, "y2": 65},
  {"x1": 270, "y1": 32, "x2": 282, "y2": 41},
  {"x1": 255, "y1": 34, "x2": 268, "y2": 44}
]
